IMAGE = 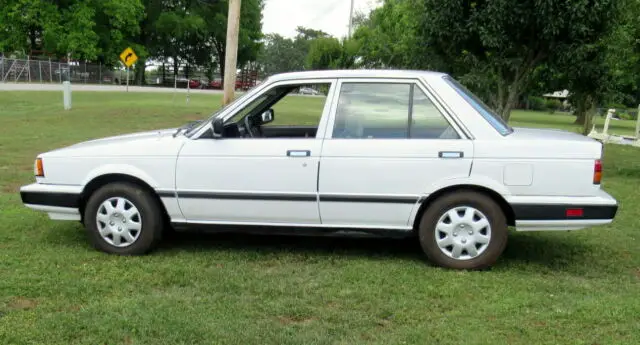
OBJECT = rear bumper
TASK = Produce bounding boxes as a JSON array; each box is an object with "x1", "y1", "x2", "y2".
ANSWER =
[
  {"x1": 20, "y1": 183, "x2": 82, "y2": 221},
  {"x1": 508, "y1": 190, "x2": 618, "y2": 231}
]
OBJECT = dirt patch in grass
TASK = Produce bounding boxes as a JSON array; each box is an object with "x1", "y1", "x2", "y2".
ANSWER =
[{"x1": 8, "y1": 297, "x2": 38, "y2": 310}]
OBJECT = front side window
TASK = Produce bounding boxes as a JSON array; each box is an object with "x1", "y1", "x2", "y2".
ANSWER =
[
  {"x1": 216, "y1": 82, "x2": 332, "y2": 139},
  {"x1": 332, "y1": 82, "x2": 459, "y2": 139}
]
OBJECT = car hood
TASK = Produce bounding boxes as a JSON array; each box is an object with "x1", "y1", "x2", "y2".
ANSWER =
[
  {"x1": 66, "y1": 128, "x2": 178, "y2": 149},
  {"x1": 43, "y1": 127, "x2": 186, "y2": 158}
]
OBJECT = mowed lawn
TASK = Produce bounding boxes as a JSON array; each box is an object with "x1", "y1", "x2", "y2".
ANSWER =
[{"x1": 1, "y1": 91, "x2": 639, "y2": 345}]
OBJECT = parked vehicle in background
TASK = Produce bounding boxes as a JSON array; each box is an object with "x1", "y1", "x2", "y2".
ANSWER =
[
  {"x1": 20, "y1": 69, "x2": 618, "y2": 270},
  {"x1": 299, "y1": 87, "x2": 319, "y2": 95}
]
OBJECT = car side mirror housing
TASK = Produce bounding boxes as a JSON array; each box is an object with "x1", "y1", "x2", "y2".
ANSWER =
[
  {"x1": 212, "y1": 118, "x2": 224, "y2": 138},
  {"x1": 261, "y1": 109, "x2": 275, "y2": 124}
]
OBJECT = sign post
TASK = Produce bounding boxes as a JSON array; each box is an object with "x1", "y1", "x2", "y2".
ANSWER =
[
  {"x1": 119, "y1": 47, "x2": 138, "y2": 92},
  {"x1": 63, "y1": 81, "x2": 71, "y2": 110}
]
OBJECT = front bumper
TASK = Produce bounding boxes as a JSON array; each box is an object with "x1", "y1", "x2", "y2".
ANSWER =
[
  {"x1": 507, "y1": 189, "x2": 618, "y2": 231},
  {"x1": 20, "y1": 183, "x2": 82, "y2": 221}
]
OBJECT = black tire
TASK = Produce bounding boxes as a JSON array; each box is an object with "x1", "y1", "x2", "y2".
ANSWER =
[
  {"x1": 83, "y1": 182, "x2": 164, "y2": 255},
  {"x1": 418, "y1": 191, "x2": 508, "y2": 270}
]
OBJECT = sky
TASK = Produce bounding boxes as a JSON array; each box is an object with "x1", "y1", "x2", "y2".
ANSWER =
[{"x1": 262, "y1": 0, "x2": 380, "y2": 39}]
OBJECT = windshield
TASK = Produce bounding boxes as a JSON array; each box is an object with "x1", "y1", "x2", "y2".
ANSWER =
[{"x1": 443, "y1": 76, "x2": 513, "y2": 136}]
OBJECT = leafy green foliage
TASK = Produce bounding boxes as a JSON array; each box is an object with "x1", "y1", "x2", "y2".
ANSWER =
[
  {"x1": 527, "y1": 96, "x2": 547, "y2": 111},
  {"x1": 0, "y1": 0, "x2": 144, "y2": 62},
  {"x1": 305, "y1": 37, "x2": 358, "y2": 70},
  {"x1": 353, "y1": 0, "x2": 625, "y2": 122},
  {"x1": 0, "y1": 0, "x2": 264, "y2": 78}
]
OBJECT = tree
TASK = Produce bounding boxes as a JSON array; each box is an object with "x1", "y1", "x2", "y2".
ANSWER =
[
  {"x1": 353, "y1": 0, "x2": 624, "y2": 121},
  {"x1": 194, "y1": 0, "x2": 263, "y2": 81},
  {"x1": 417, "y1": 0, "x2": 623, "y2": 121},
  {"x1": 258, "y1": 34, "x2": 306, "y2": 75},
  {"x1": 257, "y1": 26, "x2": 333, "y2": 76},
  {"x1": 351, "y1": 0, "x2": 432, "y2": 69},
  {"x1": 305, "y1": 37, "x2": 360, "y2": 70}
]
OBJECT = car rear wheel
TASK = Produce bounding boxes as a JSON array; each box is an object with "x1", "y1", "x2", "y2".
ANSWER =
[
  {"x1": 83, "y1": 182, "x2": 164, "y2": 255},
  {"x1": 418, "y1": 191, "x2": 508, "y2": 270}
]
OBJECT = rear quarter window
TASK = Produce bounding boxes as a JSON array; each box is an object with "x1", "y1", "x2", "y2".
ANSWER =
[{"x1": 443, "y1": 76, "x2": 513, "y2": 136}]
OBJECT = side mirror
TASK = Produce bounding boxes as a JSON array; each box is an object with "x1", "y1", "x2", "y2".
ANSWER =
[
  {"x1": 261, "y1": 109, "x2": 275, "y2": 124},
  {"x1": 212, "y1": 118, "x2": 224, "y2": 138}
]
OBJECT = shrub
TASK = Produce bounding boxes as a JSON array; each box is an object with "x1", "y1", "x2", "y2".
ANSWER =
[
  {"x1": 528, "y1": 96, "x2": 546, "y2": 111},
  {"x1": 545, "y1": 99, "x2": 563, "y2": 113},
  {"x1": 618, "y1": 112, "x2": 633, "y2": 120}
]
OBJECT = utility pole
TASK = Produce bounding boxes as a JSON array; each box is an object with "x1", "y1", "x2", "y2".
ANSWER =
[
  {"x1": 348, "y1": 0, "x2": 355, "y2": 38},
  {"x1": 222, "y1": 0, "x2": 241, "y2": 106}
]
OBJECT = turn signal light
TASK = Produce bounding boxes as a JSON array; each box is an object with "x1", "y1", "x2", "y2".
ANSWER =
[
  {"x1": 35, "y1": 158, "x2": 44, "y2": 177},
  {"x1": 593, "y1": 159, "x2": 602, "y2": 185}
]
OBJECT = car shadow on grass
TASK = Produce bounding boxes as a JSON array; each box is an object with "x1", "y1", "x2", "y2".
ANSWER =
[
  {"x1": 46, "y1": 225, "x2": 602, "y2": 271},
  {"x1": 500, "y1": 231, "x2": 604, "y2": 272},
  {"x1": 159, "y1": 230, "x2": 426, "y2": 262}
]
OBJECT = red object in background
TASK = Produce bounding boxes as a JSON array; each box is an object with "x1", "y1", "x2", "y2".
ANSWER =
[{"x1": 189, "y1": 79, "x2": 200, "y2": 89}]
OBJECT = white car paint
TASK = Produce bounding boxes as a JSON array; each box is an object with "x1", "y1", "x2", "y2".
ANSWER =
[{"x1": 20, "y1": 69, "x2": 618, "y2": 235}]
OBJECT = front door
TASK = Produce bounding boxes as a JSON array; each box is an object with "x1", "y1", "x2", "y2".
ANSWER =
[
  {"x1": 175, "y1": 79, "x2": 337, "y2": 225},
  {"x1": 318, "y1": 79, "x2": 474, "y2": 229}
]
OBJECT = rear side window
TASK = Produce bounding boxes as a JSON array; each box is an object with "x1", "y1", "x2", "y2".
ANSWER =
[
  {"x1": 332, "y1": 82, "x2": 459, "y2": 139},
  {"x1": 443, "y1": 76, "x2": 513, "y2": 136}
]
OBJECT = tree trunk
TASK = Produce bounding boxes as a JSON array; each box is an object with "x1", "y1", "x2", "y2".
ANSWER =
[
  {"x1": 497, "y1": 81, "x2": 521, "y2": 122},
  {"x1": 173, "y1": 56, "x2": 178, "y2": 79},
  {"x1": 573, "y1": 96, "x2": 589, "y2": 125},
  {"x1": 162, "y1": 61, "x2": 166, "y2": 84},
  {"x1": 218, "y1": 51, "x2": 226, "y2": 82},
  {"x1": 135, "y1": 58, "x2": 146, "y2": 85},
  {"x1": 583, "y1": 104, "x2": 595, "y2": 136}
]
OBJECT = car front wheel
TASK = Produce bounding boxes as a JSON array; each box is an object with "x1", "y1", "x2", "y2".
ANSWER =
[
  {"x1": 83, "y1": 182, "x2": 164, "y2": 255},
  {"x1": 418, "y1": 191, "x2": 508, "y2": 270}
]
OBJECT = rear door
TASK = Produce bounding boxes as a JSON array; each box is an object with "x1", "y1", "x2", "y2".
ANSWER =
[{"x1": 318, "y1": 78, "x2": 474, "y2": 229}]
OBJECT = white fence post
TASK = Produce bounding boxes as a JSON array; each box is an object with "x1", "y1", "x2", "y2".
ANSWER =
[
  {"x1": 603, "y1": 109, "x2": 614, "y2": 136},
  {"x1": 63, "y1": 81, "x2": 72, "y2": 110}
]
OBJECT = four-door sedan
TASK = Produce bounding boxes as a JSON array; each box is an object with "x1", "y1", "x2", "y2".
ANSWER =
[{"x1": 20, "y1": 70, "x2": 618, "y2": 270}]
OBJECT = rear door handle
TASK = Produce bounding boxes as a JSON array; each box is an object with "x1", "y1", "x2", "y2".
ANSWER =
[
  {"x1": 439, "y1": 151, "x2": 464, "y2": 158},
  {"x1": 287, "y1": 150, "x2": 311, "y2": 157}
]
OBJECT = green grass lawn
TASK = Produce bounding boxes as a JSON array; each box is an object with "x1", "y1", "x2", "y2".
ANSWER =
[{"x1": 1, "y1": 91, "x2": 639, "y2": 345}]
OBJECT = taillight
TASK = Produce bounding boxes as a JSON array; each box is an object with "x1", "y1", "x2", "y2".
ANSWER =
[
  {"x1": 35, "y1": 158, "x2": 44, "y2": 177},
  {"x1": 593, "y1": 159, "x2": 602, "y2": 184}
]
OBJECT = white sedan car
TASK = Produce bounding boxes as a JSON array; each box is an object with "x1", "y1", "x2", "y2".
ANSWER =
[{"x1": 20, "y1": 70, "x2": 618, "y2": 269}]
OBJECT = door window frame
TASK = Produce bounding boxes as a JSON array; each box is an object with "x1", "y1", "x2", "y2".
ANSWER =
[
  {"x1": 191, "y1": 78, "x2": 338, "y2": 140},
  {"x1": 323, "y1": 78, "x2": 469, "y2": 140}
]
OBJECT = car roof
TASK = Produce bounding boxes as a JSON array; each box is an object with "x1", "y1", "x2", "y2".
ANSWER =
[{"x1": 266, "y1": 69, "x2": 449, "y2": 82}]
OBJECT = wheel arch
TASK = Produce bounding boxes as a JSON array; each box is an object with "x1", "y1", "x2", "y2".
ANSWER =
[
  {"x1": 79, "y1": 173, "x2": 169, "y2": 224},
  {"x1": 412, "y1": 184, "x2": 516, "y2": 230}
]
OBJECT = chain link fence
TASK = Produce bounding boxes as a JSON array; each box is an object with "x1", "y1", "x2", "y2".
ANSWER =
[{"x1": 0, "y1": 56, "x2": 262, "y2": 90}]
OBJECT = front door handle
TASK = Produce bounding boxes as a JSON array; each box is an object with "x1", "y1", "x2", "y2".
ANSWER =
[{"x1": 287, "y1": 150, "x2": 311, "y2": 157}]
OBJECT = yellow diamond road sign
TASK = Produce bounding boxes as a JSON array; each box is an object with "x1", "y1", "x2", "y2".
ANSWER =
[{"x1": 119, "y1": 47, "x2": 138, "y2": 67}]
